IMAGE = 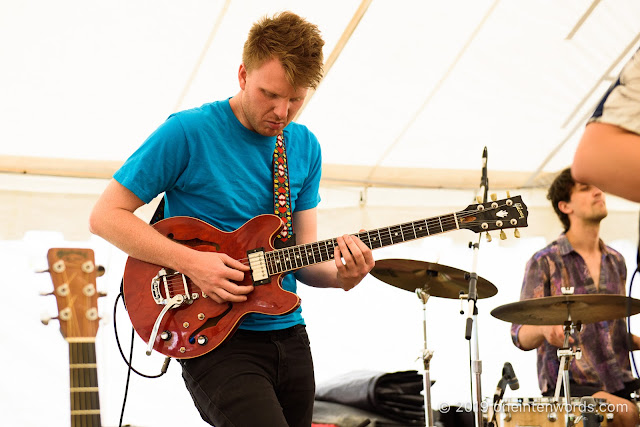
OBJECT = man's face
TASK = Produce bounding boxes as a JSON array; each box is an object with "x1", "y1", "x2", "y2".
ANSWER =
[
  {"x1": 567, "y1": 182, "x2": 608, "y2": 223},
  {"x1": 238, "y1": 58, "x2": 309, "y2": 137}
]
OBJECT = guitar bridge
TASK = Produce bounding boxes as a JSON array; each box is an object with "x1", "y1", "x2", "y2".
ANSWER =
[
  {"x1": 151, "y1": 268, "x2": 196, "y2": 305},
  {"x1": 247, "y1": 248, "x2": 270, "y2": 286}
]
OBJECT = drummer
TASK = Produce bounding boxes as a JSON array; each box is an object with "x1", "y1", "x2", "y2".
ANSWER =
[{"x1": 510, "y1": 167, "x2": 640, "y2": 427}]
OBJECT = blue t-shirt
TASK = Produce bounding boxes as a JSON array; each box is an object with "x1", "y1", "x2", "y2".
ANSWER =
[{"x1": 114, "y1": 99, "x2": 322, "y2": 330}]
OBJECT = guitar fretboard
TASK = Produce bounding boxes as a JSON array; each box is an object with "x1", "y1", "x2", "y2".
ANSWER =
[
  {"x1": 265, "y1": 213, "x2": 459, "y2": 275},
  {"x1": 69, "y1": 341, "x2": 101, "y2": 427}
]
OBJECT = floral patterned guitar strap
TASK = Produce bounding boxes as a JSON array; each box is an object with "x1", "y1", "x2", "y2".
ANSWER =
[{"x1": 273, "y1": 132, "x2": 295, "y2": 249}]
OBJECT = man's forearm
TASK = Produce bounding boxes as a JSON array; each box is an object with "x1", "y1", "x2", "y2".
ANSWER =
[
  {"x1": 516, "y1": 324, "x2": 545, "y2": 350},
  {"x1": 573, "y1": 122, "x2": 640, "y2": 202}
]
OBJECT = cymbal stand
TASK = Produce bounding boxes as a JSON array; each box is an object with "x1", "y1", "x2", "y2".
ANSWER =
[
  {"x1": 416, "y1": 289, "x2": 435, "y2": 427},
  {"x1": 552, "y1": 314, "x2": 582, "y2": 427}
]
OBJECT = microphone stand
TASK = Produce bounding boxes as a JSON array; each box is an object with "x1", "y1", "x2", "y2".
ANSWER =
[
  {"x1": 466, "y1": 245, "x2": 483, "y2": 427},
  {"x1": 465, "y1": 146, "x2": 488, "y2": 427}
]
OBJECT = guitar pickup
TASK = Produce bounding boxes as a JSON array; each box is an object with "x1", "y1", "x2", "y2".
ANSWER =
[{"x1": 247, "y1": 248, "x2": 270, "y2": 286}]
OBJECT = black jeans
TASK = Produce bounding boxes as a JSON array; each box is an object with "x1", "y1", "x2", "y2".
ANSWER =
[{"x1": 179, "y1": 324, "x2": 315, "y2": 427}]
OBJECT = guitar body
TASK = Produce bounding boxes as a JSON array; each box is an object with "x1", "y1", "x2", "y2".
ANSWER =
[{"x1": 123, "y1": 215, "x2": 301, "y2": 359}]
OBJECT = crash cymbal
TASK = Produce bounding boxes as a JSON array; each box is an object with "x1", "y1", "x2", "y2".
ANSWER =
[
  {"x1": 490, "y1": 294, "x2": 640, "y2": 325},
  {"x1": 370, "y1": 258, "x2": 497, "y2": 299}
]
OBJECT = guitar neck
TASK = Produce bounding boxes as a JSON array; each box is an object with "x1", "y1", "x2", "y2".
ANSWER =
[
  {"x1": 69, "y1": 339, "x2": 101, "y2": 427},
  {"x1": 267, "y1": 212, "x2": 459, "y2": 274}
]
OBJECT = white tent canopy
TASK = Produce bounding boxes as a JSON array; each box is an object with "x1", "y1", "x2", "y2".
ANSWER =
[
  {"x1": 3, "y1": 0, "x2": 640, "y2": 180},
  {"x1": 2, "y1": 1, "x2": 640, "y2": 426},
  {"x1": 2, "y1": 0, "x2": 640, "y2": 239}
]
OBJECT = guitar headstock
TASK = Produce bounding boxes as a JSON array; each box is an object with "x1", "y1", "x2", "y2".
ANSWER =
[
  {"x1": 459, "y1": 194, "x2": 528, "y2": 240},
  {"x1": 44, "y1": 248, "x2": 103, "y2": 340}
]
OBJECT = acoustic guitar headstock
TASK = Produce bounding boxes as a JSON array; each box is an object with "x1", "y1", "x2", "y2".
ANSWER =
[{"x1": 43, "y1": 248, "x2": 105, "y2": 340}]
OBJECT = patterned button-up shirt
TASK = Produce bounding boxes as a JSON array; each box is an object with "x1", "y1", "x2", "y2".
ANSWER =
[{"x1": 510, "y1": 234, "x2": 633, "y2": 394}]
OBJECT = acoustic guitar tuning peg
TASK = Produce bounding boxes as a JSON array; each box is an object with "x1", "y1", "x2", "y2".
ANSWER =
[
  {"x1": 514, "y1": 229, "x2": 521, "y2": 238},
  {"x1": 476, "y1": 196, "x2": 483, "y2": 204},
  {"x1": 485, "y1": 232, "x2": 492, "y2": 242},
  {"x1": 96, "y1": 265, "x2": 106, "y2": 277},
  {"x1": 499, "y1": 230, "x2": 507, "y2": 240},
  {"x1": 490, "y1": 193, "x2": 497, "y2": 201},
  {"x1": 40, "y1": 312, "x2": 57, "y2": 326},
  {"x1": 39, "y1": 290, "x2": 54, "y2": 296},
  {"x1": 506, "y1": 190, "x2": 511, "y2": 198},
  {"x1": 98, "y1": 291, "x2": 107, "y2": 298}
]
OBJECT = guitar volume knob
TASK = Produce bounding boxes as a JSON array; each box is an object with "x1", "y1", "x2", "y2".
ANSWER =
[
  {"x1": 160, "y1": 331, "x2": 172, "y2": 341},
  {"x1": 197, "y1": 335, "x2": 208, "y2": 346}
]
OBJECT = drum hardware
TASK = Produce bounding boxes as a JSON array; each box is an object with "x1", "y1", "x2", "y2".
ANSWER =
[
  {"x1": 577, "y1": 396, "x2": 607, "y2": 427},
  {"x1": 490, "y1": 293, "x2": 640, "y2": 427},
  {"x1": 498, "y1": 396, "x2": 609, "y2": 426},
  {"x1": 416, "y1": 288, "x2": 435, "y2": 427},
  {"x1": 489, "y1": 294, "x2": 640, "y2": 326},
  {"x1": 370, "y1": 259, "x2": 497, "y2": 427},
  {"x1": 552, "y1": 315, "x2": 583, "y2": 426},
  {"x1": 369, "y1": 259, "x2": 497, "y2": 299}
]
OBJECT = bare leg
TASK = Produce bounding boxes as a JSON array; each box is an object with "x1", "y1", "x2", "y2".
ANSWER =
[{"x1": 592, "y1": 391, "x2": 638, "y2": 427}]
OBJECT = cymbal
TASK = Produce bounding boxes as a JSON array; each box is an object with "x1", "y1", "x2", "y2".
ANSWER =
[
  {"x1": 490, "y1": 294, "x2": 640, "y2": 325},
  {"x1": 370, "y1": 258, "x2": 497, "y2": 299}
]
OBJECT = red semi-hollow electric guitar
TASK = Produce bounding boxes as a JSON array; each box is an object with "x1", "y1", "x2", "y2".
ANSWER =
[{"x1": 123, "y1": 196, "x2": 528, "y2": 359}]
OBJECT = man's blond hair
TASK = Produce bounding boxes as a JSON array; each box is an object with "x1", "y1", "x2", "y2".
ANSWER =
[{"x1": 242, "y1": 11, "x2": 325, "y2": 89}]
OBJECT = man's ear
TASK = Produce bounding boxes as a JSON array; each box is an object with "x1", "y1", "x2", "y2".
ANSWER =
[
  {"x1": 558, "y1": 200, "x2": 572, "y2": 215},
  {"x1": 238, "y1": 64, "x2": 247, "y2": 90}
]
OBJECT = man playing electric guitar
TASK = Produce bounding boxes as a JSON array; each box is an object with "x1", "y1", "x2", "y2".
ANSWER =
[{"x1": 89, "y1": 11, "x2": 374, "y2": 427}]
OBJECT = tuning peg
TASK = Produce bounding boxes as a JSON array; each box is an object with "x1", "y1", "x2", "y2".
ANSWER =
[
  {"x1": 98, "y1": 291, "x2": 108, "y2": 298},
  {"x1": 506, "y1": 190, "x2": 511, "y2": 198},
  {"x1": 39, "y1": 290, "x2": 54, "y2": 296},
  {"x1": 485, "y1": 232, "x2": 492, "y2": 242},
  {"x1": 514, "y1": 229, "x2": 521, "y2": 238},
  {"x1": 490, "y1": 193, "x2": 497, "y2": 201},
  {"x1": 40, "y1": 312, "x2": 57, "y2": 326},
  {"x1": 476, "y1": 196, "x2": 483, "y2": 204},
  {"x1": 96, "y1": 265, "x2": 106, "y2": 277},
  {"x1": 34, "y1": 268, "x2": 50, "y2": 274},
  {"x1": 499, "y1": 230, "x2": 507, "y2": 240}
]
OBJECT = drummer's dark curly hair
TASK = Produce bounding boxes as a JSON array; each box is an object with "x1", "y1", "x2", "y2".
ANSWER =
[{"x1": 547, "y1": 167, "x2": 574, "y2": 232}]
